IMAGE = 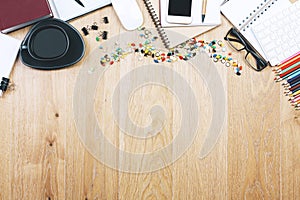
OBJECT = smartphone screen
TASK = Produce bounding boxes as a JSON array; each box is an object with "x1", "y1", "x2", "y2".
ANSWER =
[{"x1": 168, "y1": 0, "x2": 192, "y2": 17}]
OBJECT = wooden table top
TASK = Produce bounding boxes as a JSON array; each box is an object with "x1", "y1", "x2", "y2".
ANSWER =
[{"x1": 0, "y1": 1, "x2": 299, "y2": 199}]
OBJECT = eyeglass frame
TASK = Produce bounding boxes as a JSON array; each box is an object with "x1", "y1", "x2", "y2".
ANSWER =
[{"x1": 224, "y1": 27, "x2": 269, "y2": 71}]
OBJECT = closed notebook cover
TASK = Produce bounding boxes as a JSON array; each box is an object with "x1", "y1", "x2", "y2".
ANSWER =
[{"x1": 0, "y1": 0, "x2": 52, "y2": 33}]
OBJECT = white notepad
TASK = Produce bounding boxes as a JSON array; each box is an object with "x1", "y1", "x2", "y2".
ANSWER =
[
  {"x1": 0, "y1": 33, "x2": 21, "y2": 91},
  {"x1": 160, "y1": 0, "x2": 221, "y2": 27},
  {"x1": 251, "y1": 1, "x2": 300, "y2": 66},
  {"x1": 48, "y1": 0, "x2": 111, "y2": 21},
  {"x1": 221, "y1": 0, "x2": 292, "y2": 64}
]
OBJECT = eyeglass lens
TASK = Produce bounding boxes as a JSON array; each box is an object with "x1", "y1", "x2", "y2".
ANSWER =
[{"x1": 224, "y1": 28, "x2": 268, "y2": 71}]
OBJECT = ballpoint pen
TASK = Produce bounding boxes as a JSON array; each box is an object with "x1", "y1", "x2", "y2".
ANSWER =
[
  {"x1": 75, "y1": 0, "x2": 85, "y2": 7},
  {"x1": 221, "y1": 0, "x2": 229, "y2": 6}
]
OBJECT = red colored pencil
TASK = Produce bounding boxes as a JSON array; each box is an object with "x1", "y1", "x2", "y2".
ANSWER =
[
  {"x1": 277, "y1": 62, "x2": 300, "y2": 78},
  {"x1": 274, "y1": 54, "x2": 300, "y2": 72}
]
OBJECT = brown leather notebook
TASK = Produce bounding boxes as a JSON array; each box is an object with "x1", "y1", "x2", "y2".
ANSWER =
[{"x1": 0, "y1": 0, "x2": 53, "y2": 33}]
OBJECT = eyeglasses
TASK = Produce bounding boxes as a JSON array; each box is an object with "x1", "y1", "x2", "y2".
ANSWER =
[{"x1": 224, "y1": 28, "x2": 268, "y2": 71}]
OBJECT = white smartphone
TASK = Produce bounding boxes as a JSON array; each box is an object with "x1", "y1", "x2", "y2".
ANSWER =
[{"x1": 166, "y1": 0, "x2": 193, "y2": 24}]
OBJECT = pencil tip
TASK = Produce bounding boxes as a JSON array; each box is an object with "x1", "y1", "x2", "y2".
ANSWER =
[{"x1": 202, "y1": 15, "x2": 205, "y2": 23}]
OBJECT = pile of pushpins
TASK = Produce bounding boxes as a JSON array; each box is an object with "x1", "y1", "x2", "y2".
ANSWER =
[{"x1": 98, "y1": 27, "x2": 243, "y2": 76}]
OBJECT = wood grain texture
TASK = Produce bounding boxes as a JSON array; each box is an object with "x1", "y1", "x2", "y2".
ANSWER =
[{"x1": 0, "y1": 1, "x2": 299, "y2": 200}]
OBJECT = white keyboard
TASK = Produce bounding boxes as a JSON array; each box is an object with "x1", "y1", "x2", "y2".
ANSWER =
[{"x1": 251, "y1": 1, "x2": 300, "y2": 66}]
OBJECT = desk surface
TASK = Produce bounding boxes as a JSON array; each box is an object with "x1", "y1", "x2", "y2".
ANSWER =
[{"x1": 0, "y1": 2, "x2": 299, "y2": 199}]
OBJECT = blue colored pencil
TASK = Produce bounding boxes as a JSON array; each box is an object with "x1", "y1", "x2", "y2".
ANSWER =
[
  {"x1": 276, "y1": 68, "x2": 300, "y2": 82},
  {"x1": 287, "y1": 68, "x2": 300, "y2": 80},
  {"x1": 287, "y1": 73, "x2": 300, "y2": 84},
  {"x1": 285, "y1": 85, "x2": 300, "y2": 95},
  {"x1": 288, "y1": 80, "x2": 300, "y2": 89}
]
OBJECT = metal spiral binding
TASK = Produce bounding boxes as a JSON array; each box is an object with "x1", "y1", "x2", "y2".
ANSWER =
[
  {"x1": 240, "y1": 0, "x2": 277, "y2": 31},
  {"x1": 143, "y1": 0, "x2": 170, "y2": 49}
]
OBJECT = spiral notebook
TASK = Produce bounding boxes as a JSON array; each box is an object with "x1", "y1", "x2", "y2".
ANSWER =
[
  {"x1": 251, "y1": 1, "x2": 300, "y2": 66},
  {"x1": 142, "y1": 0, "x2": 219, "y2": 48},
  {"x1": 221, "y1": 0, "x2": 292, "y2": 64}
]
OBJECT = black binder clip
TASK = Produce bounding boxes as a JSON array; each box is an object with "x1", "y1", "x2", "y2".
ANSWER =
[
  {"x1": 99, "y1": 31, "x2": 108, "y2": 40},
  {"x1": 91, "y1": 23, "x2": 98, "y2": 30},
  {"x1": 0, "y1": 77, "x2": 10, "y2": 95},
  {"x1": 102, "y1": 17, "x2": 109, "y2": 24},
  {"x1": 81, "y1": 27, "x2": 89, "y2": 36},
  {"x1": 96, "y1": 31, "x2": 108, "y2": 42}
]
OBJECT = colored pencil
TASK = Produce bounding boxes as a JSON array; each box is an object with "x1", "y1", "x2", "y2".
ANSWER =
[
  {"x1": 285, "y1": 87, "x2": 300, "y2": 95},
  {"x1": 289, "y1": 94, "x2": 300, "y2": 102},
  {"x1": 286, "y1": 87, "x2": 300, "y2": 96},
  {"x1": 288, "y1": 83, "x2": 300, "y2": 92},
  {"x1": 290, "y1": 90, "x2": 300, "y2": 97},
  {"x1": 275, "y1": 68, "x2": 300, "y2": 81},
  {"x1": 276, "y1": 61, "x2": 300, "y2": 77},
  {"x1": 274, "y1": 54, "x2": 300, "y2": 71},
  {"x1": 285, "y1": 80, "x2": 300, "y2": 89},
  {"x1": 274, "y1": 52, "x2": 300, "y2": 110},
  {"x1": 282, "y1": 74, "x2": 300, "y2": 85},
  {"x1": 279, "y1": 51, "x2": 300, "y2": 66},
  {"x1": 287, "y1": 69, "x2": 300, "y2": 80},
  {"x1": 275, "y1": 54, "x2": 300, "y2": 72},
  {"x1": 291, "y1": 96, "x2": 300, "y2": 103},
  {"x1": 291, "y1": 100, "x2": 300, "y2": 106},
  {"x1": 287, "y1": 73, "x2": 300, "y2": 84}
]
